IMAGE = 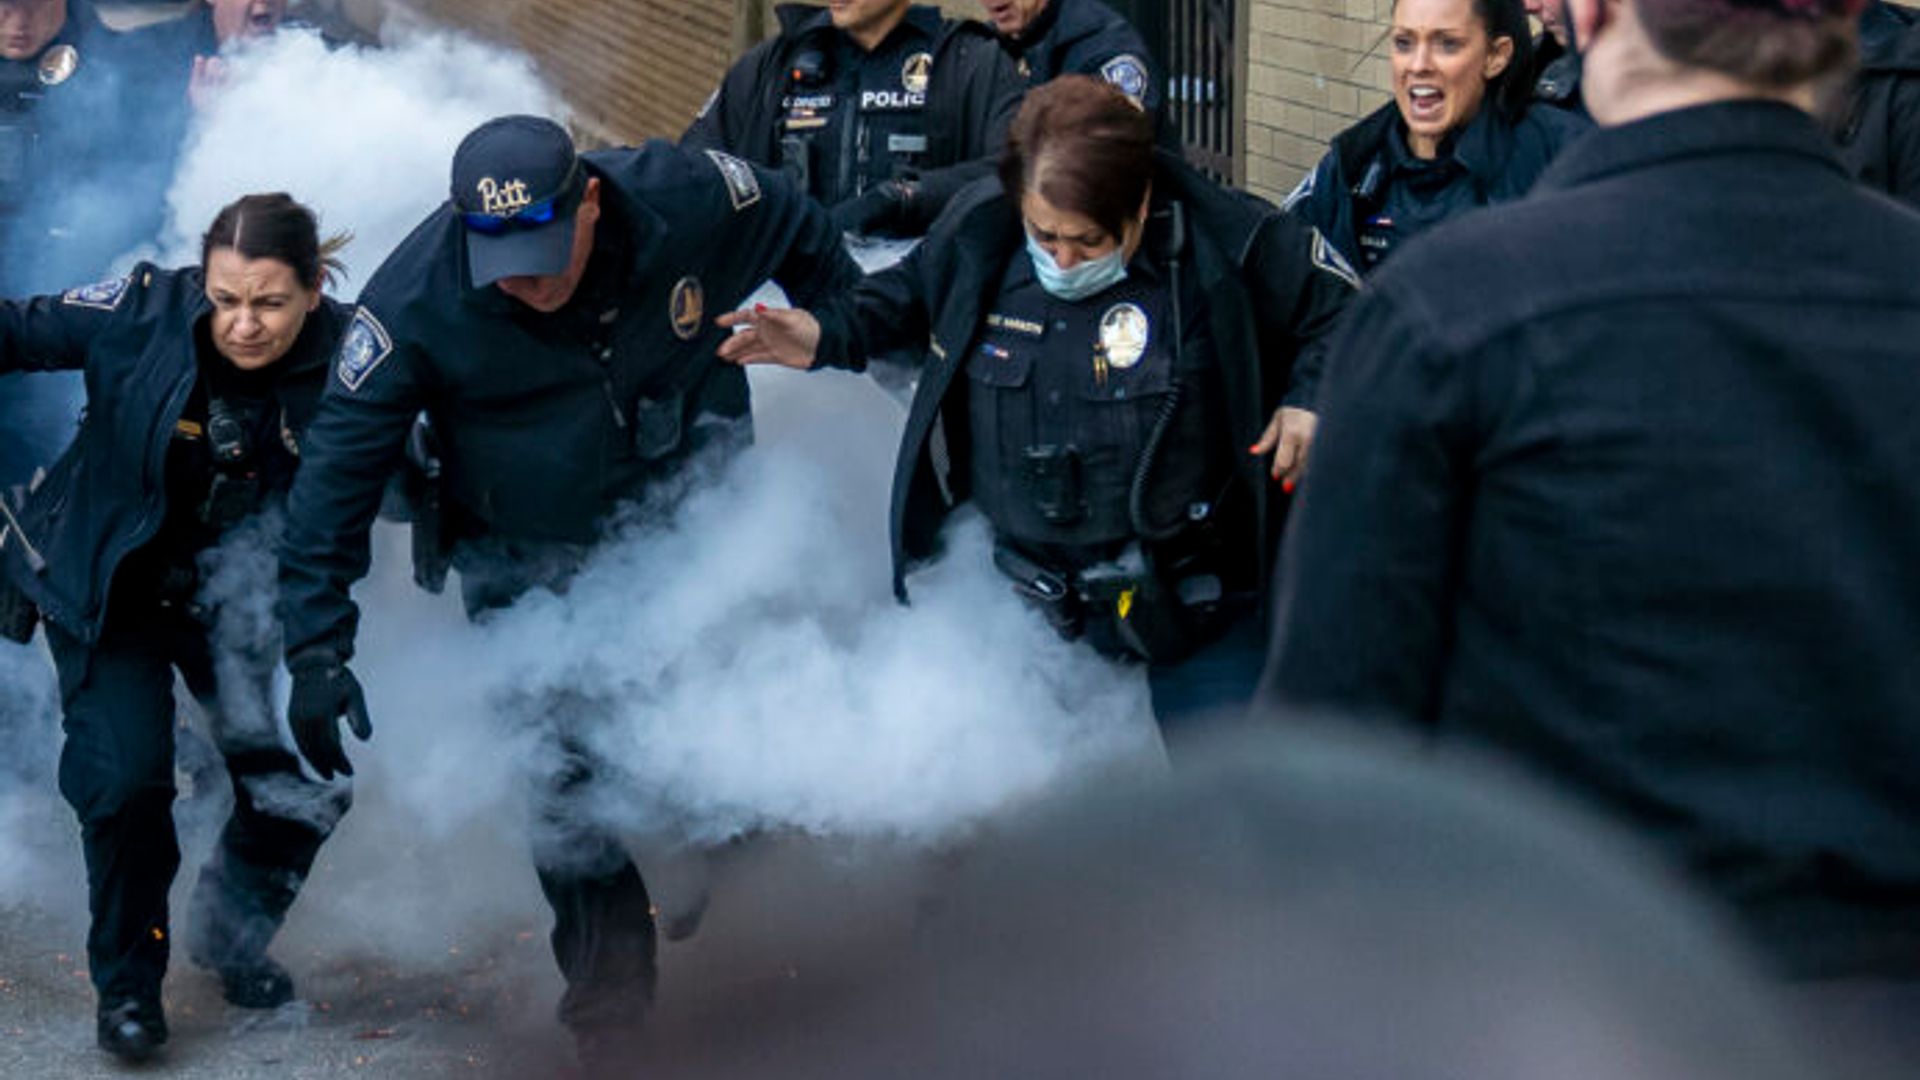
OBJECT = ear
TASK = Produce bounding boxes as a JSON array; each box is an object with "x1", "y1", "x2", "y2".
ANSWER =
[
  {"x1": 577, "y1": 176, "x2": 603, "y2": 227},
  {"x1": 1485, "y1": 34, "x2": 1514, "y2": 80}
]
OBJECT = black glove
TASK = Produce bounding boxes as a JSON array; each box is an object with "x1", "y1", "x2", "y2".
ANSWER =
[
  {"x1": 828, "y1": 180, "x2": 913, "y2": 238},
  {"x1": 287, "y1": 652, "x2": 372, "y2": 780}
]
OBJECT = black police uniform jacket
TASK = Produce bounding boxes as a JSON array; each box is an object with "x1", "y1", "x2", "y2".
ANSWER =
[
  {"x1": 1527, "y1": 33, "x2": 1584, "y2": 118},
  {"x1": 680, "y1": 3, "x2": 1022, "y2": 233},
  {"x1": 1833, "y1": 0, "x2": 1920, "y2": 206},
  {"x1": 809, "y1": 152, "x2": 1355, "y2": 601},
  {"x1": 1003, "y1": 0, "x2": 1160, "y2": 112},
  {"x1": 1284, "y1": 98, "x2": 1589, "y2": 274},
  {"x1": 0, "y1": 266, "x2": 346, "y2": 643},
  {"x1": 278, "y1": 142, "x2": 859, "y2": 662},
  {"x1": 1264, "y1": 102, "x2": 1920, "y2": 978}
]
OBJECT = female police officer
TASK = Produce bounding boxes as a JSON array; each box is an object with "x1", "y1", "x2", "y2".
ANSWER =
[
  {"x1": 1286, "y1": 0, "x2": 1588, "y2": 273},
  {"x1": 718, "y1": 76, "x2": 1353, "y2": 745},
  {"x1": 1264, "y1": 0, "x2": 1920, "y2": 1058},
  {"x1": 0, "y1": 193, "x2": 351, "y2": 1061}
]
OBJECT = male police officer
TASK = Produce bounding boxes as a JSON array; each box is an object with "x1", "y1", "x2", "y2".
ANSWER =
[
  {"x1": 275, "y1": 115, "x2": 859, "y2": 1062},
  {"x1": 683, "y1": 0, "x2": 1023, "y2": 239},
  {"x1": 979, "y1": 0, "x2": 1161, "y2": 115},
  {"x1": 1521, "y1": 0, "x2": 1584, "y2": 113},
  {"x1": 0, "y1": 0, "x2": 138, "y2": 488}
]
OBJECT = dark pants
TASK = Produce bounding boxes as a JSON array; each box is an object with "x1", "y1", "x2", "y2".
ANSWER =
[
  {"x1": 1147, "y1": 612, "x2": 1266, "y2": 755},
  {"x1": 44, "y1": 598, "x2": 349, "y2": 1006},
  {"x1": 460, "y1": 541, "x2": 658, "y2": 1037}
]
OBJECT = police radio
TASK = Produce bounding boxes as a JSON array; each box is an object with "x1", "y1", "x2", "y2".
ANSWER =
[
  {"x1": 778, "y1": 40, "x2": 834, "y2": 197},
  {"x1": 198, "y1": 397, "x2": 264, "y2": 531}
]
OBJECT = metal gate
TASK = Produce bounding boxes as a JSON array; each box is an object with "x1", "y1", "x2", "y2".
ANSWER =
[{"x1": 1108, "y1": 0, "x2": 1242, "y2": 183}]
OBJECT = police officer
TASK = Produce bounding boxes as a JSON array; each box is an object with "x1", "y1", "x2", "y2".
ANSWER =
[
  {"x1": 979, "y1": 0, "x2": 1163, "y2": 118},
  {"x1": 1832, "y1": 0, "x2": 1920, "y2": 204},
  {"x1": 1522, "y1": 0, "x2": 1584, "y2": 113},
  {"x1": 0, "y1": 194, "x2": 354, "y2": 1062},
  {"x1": 1284, "y1": 0, "x2": 1587, "y2": 274},
  {"x1": 0, "y1": 0, "x2": 137, "y2": 489},
  {"x1": 1262, "y1": 0, "x2": 1920, "y2": 1050},
  {"x1": 719, "y1": 77, "x2": 1353, "y2": 744},
  {"x1": 683, "y1": 0, "x2": 1024, "y2": 238},
  {"x1": 276, "y1": 115, "x2": 860, "y2": 1062}
]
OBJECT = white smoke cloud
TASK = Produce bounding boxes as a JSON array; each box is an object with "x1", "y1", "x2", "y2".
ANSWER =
[
  {"x1": 151, "y1": 25, "x2": 558, "y2": 275},
  {"x1": 0, "y1": 14, "x2": 1159, "y2": 1014}
]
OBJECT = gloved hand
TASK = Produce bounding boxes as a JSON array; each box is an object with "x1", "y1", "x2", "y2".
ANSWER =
[
  {"x1": 286, "y1": 652, "x2": 372, "y2": 780},
  {"x1": 828, "y1": 180, "x2": 913, "y2": 237}
]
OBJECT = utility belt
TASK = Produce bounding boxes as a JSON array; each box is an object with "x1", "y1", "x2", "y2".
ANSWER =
[
  {"x1": 401, "y1": 391, "x2": 737, "y2": 594},
  {"x1": 991, "y1": 538, "x2": 1252, "y2": 666}
]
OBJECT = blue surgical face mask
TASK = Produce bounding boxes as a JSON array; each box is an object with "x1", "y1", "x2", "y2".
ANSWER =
[{"x1": 1025, "y1": 230, "x2": 1128, "y2": 302}]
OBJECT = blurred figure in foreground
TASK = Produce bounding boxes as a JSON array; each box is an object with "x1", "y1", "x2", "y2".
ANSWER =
[
  {"x1": 632, "y1": 727, "x2": 1829, "y2": 1080},
  {"x1": 1263, "y1": 0, "x2": 1920, "y2": 1065}
]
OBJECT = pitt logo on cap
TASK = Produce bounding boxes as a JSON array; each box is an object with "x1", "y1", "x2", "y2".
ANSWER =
[{"x1": 477, "y1": 177, "x2": 532, "y2": 217}]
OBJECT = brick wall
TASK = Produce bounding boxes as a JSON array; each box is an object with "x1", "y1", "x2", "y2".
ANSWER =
[{"x1": 1242, "y1": 0, "x2": 1391, "y2": 204}]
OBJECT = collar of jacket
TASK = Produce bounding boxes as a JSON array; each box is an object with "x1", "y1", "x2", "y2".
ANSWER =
[
  {"x1": 1333, "y1": 98, "x2": 1519, "y2": 198},
  {"x1": 1860, "y1": 0, "x2": 1920, "y2": 74},
  {"x1": 1008, "y1": 0, "x2": 1067, "y2": 54},
  {"x1": 1534, "y1": 99, "x2": 1847, "y2": 195}
]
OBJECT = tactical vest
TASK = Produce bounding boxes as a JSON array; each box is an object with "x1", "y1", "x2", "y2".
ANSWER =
[
  {"x1": 965, "y1": 239, "x2": 1226, "y2": 562},
  {"x1": 776, "y1": 19, "x2": 937, "y2": 205}
]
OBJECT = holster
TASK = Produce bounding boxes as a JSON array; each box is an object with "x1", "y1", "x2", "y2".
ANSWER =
[
  {"x1": 404, "y1": 415, "x2": 453, "y2": 594},
  {"x1": 994, "y1": 541, "x2": 1216, "y2": 666}
]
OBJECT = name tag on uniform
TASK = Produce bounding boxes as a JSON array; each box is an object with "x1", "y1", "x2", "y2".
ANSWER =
[
  {"x1": 987, "y1": 312, "x2": 1045, "y2": 338},
  {"x1": 887, "y1": 134, "x2": 928, "y2": 154}
]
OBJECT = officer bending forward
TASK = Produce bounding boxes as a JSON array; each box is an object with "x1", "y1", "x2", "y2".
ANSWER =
[
  {"x1": 0, "y1": 194, "x2": 354, "y2": 1062},
  {"x1": 720, "y1": 78, "x2": 1354, "y2": 747},
  {"x1": 276, "y1": 116, "x2": 861, "y2": 1065}
]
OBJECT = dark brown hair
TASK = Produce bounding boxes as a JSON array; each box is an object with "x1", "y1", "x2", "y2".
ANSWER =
[
  {"x1": 201, "y1": 192, "x2": 349, "y2": 291},
  {"x1": 999, "y1": 76, "x2": 1155, "y2": 241},
  {"x1": 1637, "y1": 0, "x2": 1859, "y2": 89}
]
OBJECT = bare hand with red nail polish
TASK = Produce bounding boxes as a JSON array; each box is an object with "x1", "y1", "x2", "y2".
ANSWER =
[{"x1": 1251, "y1": 405, "x2": 1318, "y2": 488}]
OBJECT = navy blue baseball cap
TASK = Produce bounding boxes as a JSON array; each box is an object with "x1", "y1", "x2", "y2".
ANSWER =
[{"x1": 450, "y1": 115, "x2": 586, "y2": 288}]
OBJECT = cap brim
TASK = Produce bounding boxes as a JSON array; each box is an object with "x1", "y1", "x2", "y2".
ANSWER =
[{"x1": 465, "y1": 220, "x2": 575, "y2": 288}]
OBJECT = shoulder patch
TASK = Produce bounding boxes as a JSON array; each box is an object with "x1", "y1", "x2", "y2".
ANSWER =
[
  {"x1": 1310, "y1": 229, "x2": 1363, "y2": 290},
  {"x1": 61, "y1": 274, "x2": 130, "y2": 311},
  {"x1": 336, "y1": 307, "x2": 394, "y2": 393},
  {"x1": 1282, "y1": 168, "x2": 1316, "y2": 213},
  {"x1": 1099, "y1": 54, "x2": 1151, "y2": 105},
  {"x1": 703, "y1": 149, "x2": 762, "y2": 212}
]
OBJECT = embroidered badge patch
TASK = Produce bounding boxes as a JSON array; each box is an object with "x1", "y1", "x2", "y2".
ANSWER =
[
  {"x1": 670, "y1": 276, "x2": 704, "y2": 341},
  {"x1": 61, "y1": 274, "x2": 129, "y2": 311},
  {"x1": 336, "y1": 307, "x2": 394, "y2": 393},
  {"x1": 1100, "y1": 55, "x2": 1151, "y2": 105},
  {"x1": 704, "y1": 149, "x2": 762, "y2": 211}
]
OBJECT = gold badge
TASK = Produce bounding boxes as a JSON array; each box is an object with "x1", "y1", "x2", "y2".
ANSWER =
[
  {"x1": 38, "y1": 45, "x2": 77, "y2": 87},
  {"x1": 476, "y1": 176, "x2": 532, "y2": 217},
  {"x1": 901, "y1": 52, "x2": 932, "y2": 95},
  {"x1": 670, "y1": 277, "x2": 704, "y2": 341},
  {"x1": 1098, "y1": 303, "x2": 1150, "y2": 371}
]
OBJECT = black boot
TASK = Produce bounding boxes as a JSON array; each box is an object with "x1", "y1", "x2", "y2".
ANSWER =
[
  {"x1": 202, "y1": 954, "x2": 295, "y2": 1009},
  {"x1": 96, "y1": 998, "x2": 166, "y2": 1063}
]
